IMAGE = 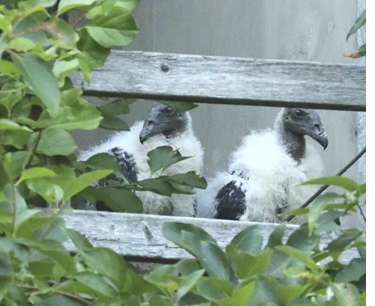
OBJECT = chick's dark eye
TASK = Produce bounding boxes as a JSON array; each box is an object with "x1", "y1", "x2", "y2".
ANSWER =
[
  {"x1": 295, "y1": 109, "x2": 304, "y2": 117},
  {"x1": 163, "y1": 107, "x2": 174, "y2": 114}
]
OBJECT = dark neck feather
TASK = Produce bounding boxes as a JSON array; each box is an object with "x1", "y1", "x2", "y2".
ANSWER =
[{"x1": 279, "y1": 123, "x2": 306, "y2": 162}]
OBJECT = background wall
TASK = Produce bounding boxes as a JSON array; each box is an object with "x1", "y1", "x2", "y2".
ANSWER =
[{"x1": 71, "y1": 1, "x2": 365, "y2": 225}]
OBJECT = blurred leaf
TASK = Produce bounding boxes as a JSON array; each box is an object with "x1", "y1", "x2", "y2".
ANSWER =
[
  {"x1": 53, "y1": 59, "x2": 80, "y2": 87},
  {"x1": 287, "y1": 225, "x2": 320, "y2": 252},
  {"x1": 0, "y1": 130, "x2": 31, "y2": 149},
  {"x1": 0, "y1": 82, "x2": 24, "y2": 111},
  {"x1": 0, "y1": 119, "x2": 30, "y2": 131},
  {"x1": 51, "y1": 17, "x2": 79, "y2": 45},
  {"x1": 335, "y1": 258, "x2": 366, "y2": 283},
  {"x1": 175, "y1": 269, "x2": 205, "y2": 301},
  {"x1": 275, "y1": 284, "x2": 307, "y2": 305},
  {"x1": 19, "y1": 238, "x2": 76, "y2": 274},
  {"x1": 266, "y1": 224, "x2": 286, "y2": 249},
  {"x1": 65, "y1": 228, "x2": 93, "y2": 252},
  {"x1": 0, "y1": 60, "x2": 21, "y2": 81},
  {"x1": 308, "y1": 193, "x2": 338, "y2": 235},
  {"x1": 345, "y1": 43, "x2": 366, "y2": 58},
  {"x1": 36, "y1": 129, "x2": 77, "y2": 156},
  {"x1": 58, "y1": 0, "x2": 97, "y2": 15},
  {"x1": 325, "y1": 229, "x2": 362, "y2": 251},
  {"x1": 100, "y1": 115, "x2": 130, "y2": 130},
  {"x1": 12, "y1": 14, "x2": 49, "y2": 46},
  {"x1": 346, "y1": 10, "x2": 366, "y2": 41},
  {"x1": 147, "y1": 146, "x2": 191, "y2": 175},
  {"x1": 278, "y1": 207, "x2": 309, "y2": 216},
  {"x1": 302, "y1": 176, "x2": 359, "y2": 192},
  {"x1": 77, "y1": 52, "x2": 92, "y2": 83},
  {"x1": 198, "y1": 240, "x2": 232, "y2": 280},
  {"x1": 0, "y1": 32, "x2": 10, "y2": 57},
  {"x1": 197, "y1": 278, "x2": 234, "y2": 302},
  {"x1": 330, "y1": 282, "x2": 361, "y2": 306},
  {"x1": 248, "y1": 276, "x2": 279, "y2": 306},
  {"x1": 72, "y1": 271, "x2": 117, "y2": 296},
  {"x1": 98, "y1": 98, "x2": 136, "y2": 116},
  {"x1": 276, "y1": 245, "x2": 319, "y2": 273},
  {"x1": 81, "y1": 247, "x2": 128, "y2": 290},
  {"x1": 36, "y1": 294, "x2": 84, "y2": 306},
  {"x1": 162, "y1": 222, "x2": 217, "y2": 258},
  {"x1": 79, "y1": 152, "x2": 126, "y2": 181},
  {"x1": 78, "y1": 186, "x2": 143, "y2": 213},
  {"x1": 169, "y1": 171, "x2": 207, "y2": 189},
  {"x1": 17, "y1": 167, "x2": 56, "y2": 184},
  {"x1": 159, "y1": 101, "x2": 198, "y2": 111},
  {"x1": 11, "y1": 53, "x2": 60, "y2": 111},
  {"x1": 226, "y1": 245, "x2": 273, "y2": 279},
  {"x1": 229, "y1": 225, "x2": 263, "y2": 254},
  {"x1": 86, "y1": 6, "x2": 138, "y2": 48},
  {"x1": 63, "y1": 169, "x2": 112, "y2": 199}
]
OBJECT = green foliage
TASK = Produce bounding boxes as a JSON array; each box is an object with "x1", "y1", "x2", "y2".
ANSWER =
[
  {"x1": 346, "y1": 10, "x2": 366, "y2": 58},
  {"x1": 0, "y1": 1, "x2": 366, "y2": 305}
]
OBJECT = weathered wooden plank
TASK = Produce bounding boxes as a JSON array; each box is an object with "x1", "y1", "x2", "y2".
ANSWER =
[
  {"x1": 71, "y1": 50, "x2": 365, "y2": 111},
  {"x1": 63, "y1": 211, "x2": 358, "y2": 264}
]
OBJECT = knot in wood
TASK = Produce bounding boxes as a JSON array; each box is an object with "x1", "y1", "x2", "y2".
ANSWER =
[{"x1": 161, "y1": 64, "x2": 170, "y2": 73}]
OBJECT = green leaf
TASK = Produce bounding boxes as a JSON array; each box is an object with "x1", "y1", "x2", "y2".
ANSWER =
[
  {"x1": 275, "y1": 284, "x2": 307, "y2": 305},
  {"x1": 159, "y1": 100, "x2": 198, "y2": 111},
  {"x1": 229, "y1": 225, "x2": 263, "y2": 254},
  {"x1": 162, "y1": 222, "x2": 217, "y2": 258},
  {"x1": 98, "y1": 98, "x2": 136, "y2": 116},
  {"x1": 308, "y1": 193, "x2": 338, "y2": 235},
  {"x1": 266, "y1": 224, "x2": 286, "y2": 249},
  {"x1": 325, "y1": 229, "x2": 363, "y2": 251},
  {"x1": 197, "y1": 278, "x2": 234, "y2": 302},
  {"x1": 57, "y1": 0, "x2": 97, "y2": 15},
  {"x1": 36, "y1": 129, "x2": 77, "y2": 156},
  {"x1": 0, "y1": 60, "x2": 21, "y2": 81},
  {"x1": 0, "y1": 130, "x2": 31, "y2": 149},
  {"x1": 11, "y1": 53, "x2": 60, "y2": 111},
  {"x1": 17, "y1": 167, "x2": 56, "y2": 184},
  {"x1": 248, "y1": 276, "x2": 279, "y2": 306},
  {"x1": 81, "y1": 247, "x2": 128, "y2": 290},
  {"x1": 19, "y1": 238, "x2": 76, "y2": 274},
  {"x1": 330, "y1": 282, "x2": 361, "y2": 306},
  {"x1": 72, "y1": 271, "x2": 117, "y2": 296},
  {"x1": 346, "y1": 10, "x2": 366, "y2": 41},
  {"x1": 0, "y1": 32, "x2": 10, "y2": 58},
  {"x1": 51, "y1": 17, "x2": 79, "y2": 46},
  {"x1": 287, "y1": 225, "x2": 320, "y2": 252},
  {"x1": 63, "y1": 169, "x2": 113, "y2": 199},
  {"x1": 0, "y1": 119, "x2": 30, "y2": 131},
  {"x1": 198, "y1": 240, "x2": 232, "y2": 280},
  {"x1": 65, "y1": 228, "x2": 93, "y2": 252},
  {"x1": 176, "y1": 269, "x2": 205, "y2": 301},
  {"x1": 36, "y1": 96, "x2": 102, "y2": 130},
  {"x1": 100, "y1": 115, "x2": 130, "y2": 130},
  {"x1": 36, "y1": 294, "x2": 84, "y2": 306},
  {"x1": 53, "y1": 59, "x2": 80, "y2": 87},
  {"x1": 78, "y1": 186, "x2": 143, "y2": 213},
  {"x1": 77, "y1": 28, "x2": 110, "y2": 68},
  {"x1": 335, "y1": 258, "x2": 366, "y2": 283},
  {"x1": 276, "y1": 245, "x2": 319, "y2": 273},
  {"x1": 79, "y1": 152, "x2": 126, "y2": 181},
  {"x1": 302, "y1": 176, "x2": 359, "y2": 192},
  {"x1": 12, "y1": 14, "x2": 49, "y2": 46},
  {"x1": 169, "y1": 171, "x2": 207, "y2": 189},
  {"x1": 226, "y1": 245, "x2": 273, "y2": 279},
  {"x1": 86, "y1": 6, "x2": 138, "y2": 48},
  {"x1": 77, "y1": 52, "x2": 92, "y2": 82},
  {"x1": 147, "y1": 146, "x2": 191, "y2": 175},
  {"x1": 136, "y1": 177, "x2": 176, "y2": 196}
]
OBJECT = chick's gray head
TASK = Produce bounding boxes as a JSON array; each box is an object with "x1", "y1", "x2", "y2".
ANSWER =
[
  {"x1": 139, "y1": 104, "x2": 188, "y2": 144},
  {"x1": 283, "y1": 108, "x2": 328, "y2": 150}
]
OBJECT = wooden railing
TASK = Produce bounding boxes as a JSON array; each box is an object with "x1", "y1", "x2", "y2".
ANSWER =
[{"x1": 67, "y1": 50, "x2": 366, "y2": 264}]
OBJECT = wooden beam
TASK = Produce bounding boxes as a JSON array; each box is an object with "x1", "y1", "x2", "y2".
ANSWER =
[
  {"x1": 71, "y1": 51, "x2": 366, "y2": 111},
  {"x1": 64, "y1": 211, "x2": 358, "y2": 264}
]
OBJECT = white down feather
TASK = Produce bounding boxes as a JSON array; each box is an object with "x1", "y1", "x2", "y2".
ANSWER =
[
  {"x1": 197, "y1": 128, "x2": 323, "y2": 224},
  {"x1": 78, "y1": 113, "x2": 204, "y2": 217}
]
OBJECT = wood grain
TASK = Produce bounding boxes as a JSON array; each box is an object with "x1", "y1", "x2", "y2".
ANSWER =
[
  {"x1": 64, "y1": 210, "x2": 359, "y2": 264},
  {"x1": 71, "y1": 50, "x2": 365, "y2": 111}
]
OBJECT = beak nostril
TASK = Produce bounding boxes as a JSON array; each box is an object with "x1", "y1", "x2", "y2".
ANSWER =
[{"x1": 314, "y1": 124, "x2": 323, "y2": 134}]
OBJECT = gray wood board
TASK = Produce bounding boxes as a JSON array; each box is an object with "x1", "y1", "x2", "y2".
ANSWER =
[
  {"x1": 71, "y1": 50, "x2": 365, "y2": 111},
  {"x1": 64, "y1": 210, "x2": 358, "y2": 264}
]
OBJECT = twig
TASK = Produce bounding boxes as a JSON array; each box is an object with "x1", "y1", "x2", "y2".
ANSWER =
[
  {"x1": 24, "y1": 130, "x2": 43, "y2": 169},
  {"x1": 286, "y1": 146, "x2": 366, "y2": 222},
  {"x1": 357, "y1": 204, "x2": 366, "y2": 222}
]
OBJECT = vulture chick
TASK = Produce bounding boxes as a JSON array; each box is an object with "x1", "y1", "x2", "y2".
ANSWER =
[
  {"x1": 78, "y1": 103, "x2": 204, "y2": 217},
  {"x1": 197, "y1": 108, "x2": 328, "y2": 224}
]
